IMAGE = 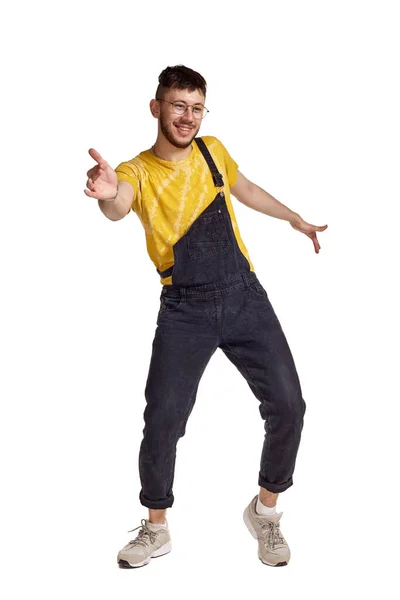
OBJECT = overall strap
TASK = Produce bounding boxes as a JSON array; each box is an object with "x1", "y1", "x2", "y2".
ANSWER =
[
  {"x1": 157, "y1": 265, "x2": 173, "y2": 278},
  {"x1": 194, "y1": 138, "x2": 224, "y2": 187}
]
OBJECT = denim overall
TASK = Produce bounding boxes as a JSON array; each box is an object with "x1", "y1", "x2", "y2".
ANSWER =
[
  {"x1": 139, "y1": 138, "x2": 306, "y2": 509},
  {"x1": 156, "y1": 137, "x2": 250, "y2": 287}
]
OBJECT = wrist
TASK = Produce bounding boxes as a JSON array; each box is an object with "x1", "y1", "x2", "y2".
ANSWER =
[
  {"x1": 102, "y1": 190, "x2": 119, "y2": 202},
  {"x1": 289, "y1": 213, "x2": 302, "y2": 226}
]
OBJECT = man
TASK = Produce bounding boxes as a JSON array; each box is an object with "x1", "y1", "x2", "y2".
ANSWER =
[{"x1": 84, "y1": 65, "x2": 327, "y2": 568}]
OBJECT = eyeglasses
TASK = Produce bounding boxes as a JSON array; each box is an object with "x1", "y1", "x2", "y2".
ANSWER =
[{"x1": 156, "y1": 98, "x2": 209, "y2": 120}]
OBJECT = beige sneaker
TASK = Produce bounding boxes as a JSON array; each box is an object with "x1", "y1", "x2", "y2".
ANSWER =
[
  {"x1": 117, "y1": 518, "x2": 171, "y2": 568},
  {"x1": 243, "y1": 495, "x2": 290, "y2": 566}
]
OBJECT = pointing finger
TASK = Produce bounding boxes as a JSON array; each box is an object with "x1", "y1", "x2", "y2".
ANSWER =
[{"x1": 88, "y1": 148, "x2": 108, "y2": 168}]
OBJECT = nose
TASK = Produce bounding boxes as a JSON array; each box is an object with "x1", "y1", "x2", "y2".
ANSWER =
[
  {"x1": 186, "y1": 104, "x2": 201, "y2": 117},
  {"x1": 179, "y1": 107, "x2": 195, "y2": 123}
]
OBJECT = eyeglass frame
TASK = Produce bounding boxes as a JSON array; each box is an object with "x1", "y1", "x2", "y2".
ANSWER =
[{"x1": 155, "y1": 98, "x2": 209, "y2": 119}]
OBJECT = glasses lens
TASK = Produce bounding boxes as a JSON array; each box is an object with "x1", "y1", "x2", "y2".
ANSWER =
[
  {"x1": 173, "y1": 103, "x2": 187, "y2": 115},
  {"x1": 192, "y1": 107, "x2": 205, "y2": 119}
]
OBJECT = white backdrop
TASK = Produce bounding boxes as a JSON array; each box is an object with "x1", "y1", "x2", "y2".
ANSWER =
[{"x1": 1, "y1": 0, "x2": 399, "y2": 598}]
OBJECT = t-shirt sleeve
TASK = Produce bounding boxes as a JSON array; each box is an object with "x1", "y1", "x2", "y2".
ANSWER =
[
  {"x1": 217, "y1": 139, "x2": 239, "y2": 188},
  {"x1": 114, "y1": 161, "x2": 142, "y2": 213}
]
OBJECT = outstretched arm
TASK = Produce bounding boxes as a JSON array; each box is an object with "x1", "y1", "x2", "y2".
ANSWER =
[{"x1": 230, "y1": 171, "x2": 328, "y2": 254}]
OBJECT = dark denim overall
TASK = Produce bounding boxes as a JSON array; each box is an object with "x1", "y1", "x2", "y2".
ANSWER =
[{"x1": 139, "y1": 138, "x2": 306, "y2": 509}]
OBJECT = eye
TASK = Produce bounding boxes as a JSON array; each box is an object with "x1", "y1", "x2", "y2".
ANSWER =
[
  {"x1": 174, "y1": 103, "x2": 186, "y2": 112},
  {"x1": 193, "y1": 106, "x2": 203, "y2": 115}
]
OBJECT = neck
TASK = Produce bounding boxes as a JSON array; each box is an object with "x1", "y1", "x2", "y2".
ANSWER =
[{"x1": 152, "y1": 136, "x2": 194, "y2": 162}]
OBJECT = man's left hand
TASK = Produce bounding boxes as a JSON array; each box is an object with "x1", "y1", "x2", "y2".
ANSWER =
[{"x1": 289, "y1": 217, "x2": 328, "y2": 254}]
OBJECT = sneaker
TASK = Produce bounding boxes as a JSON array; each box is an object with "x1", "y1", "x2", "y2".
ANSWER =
[
  {"x1": 243, "y1": 495, "x2": 290, "y2": 566},
  {"x1": 117, "y1": 518, "x2": 171, "y2": 568}
]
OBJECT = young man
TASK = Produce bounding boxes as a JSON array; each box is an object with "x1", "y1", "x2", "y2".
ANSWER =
[{"x1": 84, "y1": 65, "x2": 327, "y2": 568}]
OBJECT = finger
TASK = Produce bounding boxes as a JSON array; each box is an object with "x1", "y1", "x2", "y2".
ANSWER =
[
  {"x1": 307, "y1": 224, "x2": 328, "y2": 233},
  {"x1": 86, "y1": 177, "x2": 96, "y2": 187},
  {"x1": 87, "y1": 170, "x2": 100, "y2": 185},
  {"x1": 310, "y1": 232, "x2": 318, "y2": 251},
  {"x1": 88, "y1": 148, "x2": 108, "y2": 168},
  {"x1": 86, "y1": 166, "x2": 98, "y2": 178},
  {"x1": 84, "y1": 189, "x2": 98, "y2": 198},
  {"x1": 86, "y1": 178, "x2": 96, "y2": 190}
]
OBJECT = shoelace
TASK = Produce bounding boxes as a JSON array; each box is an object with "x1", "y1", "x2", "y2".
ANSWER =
[
  {"x1": 126, "y1": 519, "x2": 157, "y2": 548},
  {"x1": 261, "y1": 521, "x2": 286, "y2": 549}
]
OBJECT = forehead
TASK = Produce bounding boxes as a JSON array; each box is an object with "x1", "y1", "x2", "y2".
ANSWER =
[{"x1": 164, "y1": 87, "x2": 205, "y2": 104}]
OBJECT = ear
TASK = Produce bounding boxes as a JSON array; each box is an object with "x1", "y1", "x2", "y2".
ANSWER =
[{"x1": 150, "y1": 99, "x2": 160, "y2": 119}]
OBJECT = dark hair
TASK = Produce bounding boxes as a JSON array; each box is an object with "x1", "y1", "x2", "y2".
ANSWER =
[{"x1": 156, "y1": 65, "x2": 207, "y2": 98}]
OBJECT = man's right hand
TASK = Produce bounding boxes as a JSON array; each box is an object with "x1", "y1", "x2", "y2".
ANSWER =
[{"x1": 84, "y1": 148, "x2": 118, "y2": 201}]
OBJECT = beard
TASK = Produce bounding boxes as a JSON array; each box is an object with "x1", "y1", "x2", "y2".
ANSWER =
[{"x1": 159, "y1": 113, "x2": 200, "y2": 149}]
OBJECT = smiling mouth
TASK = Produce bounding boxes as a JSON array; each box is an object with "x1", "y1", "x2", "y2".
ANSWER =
[{"x1": 174, "y1": 124, "x2": 194, "y2": 134}]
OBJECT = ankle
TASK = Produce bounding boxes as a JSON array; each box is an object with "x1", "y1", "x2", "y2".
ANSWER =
[
  {"x1": 148, "y1": 509, "x2": 167, "y2": 525},
  {"x1": 149, "y1": 519, "x2": 167, "y2": 525},
  {"x1": 256, "y1": 496, "x2": 276, "y2": 516}
]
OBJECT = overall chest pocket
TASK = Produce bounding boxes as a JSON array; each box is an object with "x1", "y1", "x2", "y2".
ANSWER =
[{"x1": 186, "y1": 210, "x2": 231, "y2": 261}]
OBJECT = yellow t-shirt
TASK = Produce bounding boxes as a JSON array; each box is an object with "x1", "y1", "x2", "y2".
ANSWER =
[{"x1": 114, "y1": 136, "x2": 254, "y2": 285}]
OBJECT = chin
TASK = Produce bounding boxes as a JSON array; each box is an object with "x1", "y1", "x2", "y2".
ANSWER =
[
  {"x1": 170, "y1": 133, "x2": 197, "y2": 149},
  {"x1": 173, "y1": 139, "x2": 195, "y2": 149}
]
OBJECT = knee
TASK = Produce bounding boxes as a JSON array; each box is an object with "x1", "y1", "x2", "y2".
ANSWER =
[
  {"x1": 283, "y1": 388, "x2": 306, "y2": 424},
  {"x1": 259, "y1": 386, "x2": 305, "y2": 426},
  {"x1": 275, "y1": 395, "x2": 305, "y2": 426},
  {"x1": 276, "y1": 364, "x2": 306, "y2": 421}
]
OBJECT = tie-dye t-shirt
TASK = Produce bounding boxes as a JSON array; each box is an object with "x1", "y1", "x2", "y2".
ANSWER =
[{"x1": 114, "y1": 136, "x2": 254, "y2": 285}]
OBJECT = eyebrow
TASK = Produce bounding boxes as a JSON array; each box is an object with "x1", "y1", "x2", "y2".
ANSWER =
[{"x1": 174, "y1": 99, "x2": 205, "y2": 107}]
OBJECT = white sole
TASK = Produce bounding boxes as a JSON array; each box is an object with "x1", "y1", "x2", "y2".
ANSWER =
[{"x1": 123, "y1": 541, "x2": 172, "y2": 568}]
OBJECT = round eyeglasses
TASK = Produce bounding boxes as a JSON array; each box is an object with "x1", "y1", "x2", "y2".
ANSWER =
[{"x1": 156, "y1": 98, "x2": 209, "y2": 120}]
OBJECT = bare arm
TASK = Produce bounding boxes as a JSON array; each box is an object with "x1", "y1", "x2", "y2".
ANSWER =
[
  {"x1": 230, "y1": 171, "x2": 301, "y2": 223},
  {"x1": 230, "y1": 170, "x2": 328, "y2": 253},
  {"x1": 98, "y1": 181, "x2": 134, "y2": 221}
]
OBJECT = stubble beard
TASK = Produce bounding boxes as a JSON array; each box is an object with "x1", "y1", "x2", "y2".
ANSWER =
[{"x1": 160, "y1": 114, "x2": 200, "y2": 149}]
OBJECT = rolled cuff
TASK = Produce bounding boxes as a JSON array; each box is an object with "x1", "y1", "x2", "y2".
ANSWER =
[
  {"x1": 139, "y1": 490, "x2": 174, "y2": 510},
  {"x1": 258, "y1": 474, "x2": 294, "y2": 494}
]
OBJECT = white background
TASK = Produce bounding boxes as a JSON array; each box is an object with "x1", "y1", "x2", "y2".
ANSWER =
[{"x1": 1, "y1": 0, "x2": 399, "y2": 597}]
